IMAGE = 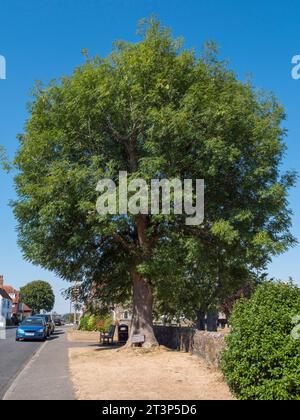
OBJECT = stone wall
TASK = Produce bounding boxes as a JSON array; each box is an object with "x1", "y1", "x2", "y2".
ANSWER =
[
  {"x1": 154, "y1": 326, "x2": 227, "y2": 368},
  {"x1": 192, "y1": 331, "x2": 226, "y2": 367}
]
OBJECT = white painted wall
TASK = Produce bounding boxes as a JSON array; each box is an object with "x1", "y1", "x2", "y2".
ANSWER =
[{"x1": 0, "y1": 295, "x2": 12, "y2": 320}]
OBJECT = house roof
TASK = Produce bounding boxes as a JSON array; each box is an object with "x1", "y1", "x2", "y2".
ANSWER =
[
  {"x1": 3, "y1": 285, "x2": 17, "y2": 294},
  {"x1": 2, "y1": 286, "x2": 32, "y2": 312},
  {"x1": 0, "y1": 289, "x2": 12, "y2": 301},
  {"x1": 4, "y1": 286, "x2": 20, "y2": 304}
]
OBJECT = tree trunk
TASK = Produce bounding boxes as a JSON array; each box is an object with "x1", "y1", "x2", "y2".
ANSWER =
[
  {"x1": 207, "y1": 309, "x2": 218, "y2": 332},
  {"x1": 196, "y1": 309, "x2": 206, "y2": 331},
  {"x1": 122, "y1": 211, "x2": 158, "y2": 348},
  {"x1": 126, "y1": 271, "x2": 158, "y2": 348}
]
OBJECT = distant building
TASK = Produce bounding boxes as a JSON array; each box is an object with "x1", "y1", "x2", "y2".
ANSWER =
[
  {"x1": 3, "y1": 285, "x2": 32, "y2": 322},
  {"x1": 0, "y1": 275, "x2": 12, "y2": 322},
  {"x1": 113, "y1": 305, "x2": 132, "y2": 323}
]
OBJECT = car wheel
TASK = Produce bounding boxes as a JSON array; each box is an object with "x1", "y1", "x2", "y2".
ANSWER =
[{"x1": 16, "y1": 338, "x2": 19, "y2": 342}]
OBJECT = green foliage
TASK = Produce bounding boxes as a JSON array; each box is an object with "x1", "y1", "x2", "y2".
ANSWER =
[
  {"x1": 221, "y1": 281, "x2": 300, "y2": 400},
  {"x1": 12, "y1": 18, "x2": 296, "y2": 315},
  {"x1": 79, "y1": 314, "x2": 89, "y2": 330},
  {"x1": 0, "y1": 145, "x2": 10, "y2": 171},
  {"x1": 20, "y1": 280, "x2": 55, "y2": 314},
  {"x1": 79, "y1": 313, "x2": 113, "y2": 332}
]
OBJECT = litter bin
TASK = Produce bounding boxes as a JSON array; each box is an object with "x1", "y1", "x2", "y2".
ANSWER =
[{"x1": 118, "y1": 324, "x2": 129, "y2": 345}]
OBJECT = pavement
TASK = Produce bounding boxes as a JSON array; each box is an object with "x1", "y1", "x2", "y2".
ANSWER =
[
  {"x1": 2, "y1": 327, "x2": 75, "y2": 400},
  {"x1": 0, "y1": 327, "x2": 42, "y2": 399}
]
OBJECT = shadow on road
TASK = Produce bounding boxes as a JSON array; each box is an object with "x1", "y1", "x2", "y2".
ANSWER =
[
  {"x1": 16, "y1": 331, "x2": 63, "y2": 343},
  {"x1": 46, "y1": 335, "x2": 59, "y2": 341},
  {"x1": 52, "y1": 330, "x2": 65, "y2": 336}
]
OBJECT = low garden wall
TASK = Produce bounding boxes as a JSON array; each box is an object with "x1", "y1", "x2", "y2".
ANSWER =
[{"x1": 153, "y1": 326, "x2": 227, "y2": 368}]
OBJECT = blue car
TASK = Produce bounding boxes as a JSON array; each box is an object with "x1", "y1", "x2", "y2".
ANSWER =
[{"x1": 16, "y1": 317, "x2": 48, "y2": 341}]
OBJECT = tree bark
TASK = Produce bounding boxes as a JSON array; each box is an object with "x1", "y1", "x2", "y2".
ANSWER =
[
  {"x1": 207, "y1": 309, "x2": 218, "y2": 332},
  {"x1": 196, "y1": 309, "x2": 206, "y2": 331},
  {"x1": 126, "y1": 271, "x2": 158, "y2": 348},
  {"x1": 125, "y1": 215, "x2": 159, "y2": 348}
]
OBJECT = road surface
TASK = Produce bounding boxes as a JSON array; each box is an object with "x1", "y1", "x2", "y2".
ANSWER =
[{"x1": 0, "y1": 327, "x2": 43, "y2": 399}]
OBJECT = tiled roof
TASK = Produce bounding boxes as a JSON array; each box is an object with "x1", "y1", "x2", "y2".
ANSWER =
[
  {"x1": 0, "y1": 289, "x2": 12, "y2": 300},
  {"x1": 2, "y1": 286, "x2": 32, "y2": 312},
  {"x1": 3, "y1": 285, "x2": 17, "y2": 294}
]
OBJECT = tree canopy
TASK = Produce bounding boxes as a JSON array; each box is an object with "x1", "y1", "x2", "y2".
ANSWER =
[
  {"x1": 0, "y1": 145, "x2": 9, "y2": 171},
  {"x1": 13, "y1": 19, "x2": 296, "y2": 345},
  {"x1": 20, "y1": 280, "x2": 55, "y2": 314}
]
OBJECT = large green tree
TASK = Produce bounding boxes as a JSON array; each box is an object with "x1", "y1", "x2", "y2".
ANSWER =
[
  {"x1": 13, "y1": 20, "x2": 296, "y2": 347},
  {"x1": 20, "y1": 280, "x2": 55, "y2": 314}
]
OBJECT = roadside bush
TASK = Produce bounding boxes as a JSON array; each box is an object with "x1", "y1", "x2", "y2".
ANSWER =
[
  {"x1": 79, "y1": 313, "x2": 113, "y2": 332},
  {"x1": 87, "y1": 315, "x2": 97, "y2": 331},
  {"x1": 79, "y1": 314, "x2": 89, "y2": 331},
  {"x1": 221, "y1": 281, "x2": 300, "y2": 400}
]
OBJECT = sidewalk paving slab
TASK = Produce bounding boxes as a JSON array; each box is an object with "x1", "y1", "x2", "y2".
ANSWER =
[{"x1": 3, "y1": 328, "x2": 75, "y2": 400}]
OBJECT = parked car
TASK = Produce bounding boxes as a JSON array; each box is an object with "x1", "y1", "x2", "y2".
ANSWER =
[
  {"x1": 16, "y1": 317, "x2": 47, "y2": 341},
  {"x1": 48, "y1": 315, "x2": 55, "y2": 334},
  {"x1": 32, "y1": 314, "x2": 55, "y2": 336},
  {"x1": 54, "y1": 318, "x2": 62, "y2": 326}
]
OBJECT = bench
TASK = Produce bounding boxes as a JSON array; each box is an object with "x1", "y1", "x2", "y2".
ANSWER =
[{"x1": 100, "y1": 324, "x2": 116, "y2": 345}]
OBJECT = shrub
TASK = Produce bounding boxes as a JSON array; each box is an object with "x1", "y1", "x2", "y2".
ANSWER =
[
  {"x1": 79, "y1": 313, "x2": 113, "y2": 332},
  {"x1": 221, "y1": 281, "x2": 300, "y2": 400},
  {"x1": 87, "y1": 315, "x2": 97, "y2": 331},
  {"x1": 79, "y1": 315, "x2": 89, "y2": 331}
]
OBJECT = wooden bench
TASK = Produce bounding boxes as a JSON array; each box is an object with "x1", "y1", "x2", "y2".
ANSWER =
[{"x1": 100, "y1": 324, "x2": 116, "y2": 345}]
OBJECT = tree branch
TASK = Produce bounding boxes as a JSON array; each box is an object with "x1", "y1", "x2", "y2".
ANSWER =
[
  {"x1": 106, "y1": 117, "x2": 131, "y2": 143},
  {"x1": 112, "y1": 232, "x2": 134, "y2": 253}
]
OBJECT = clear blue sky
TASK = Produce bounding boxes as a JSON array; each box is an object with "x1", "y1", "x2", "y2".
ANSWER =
[{"x1": 0, "y1": 0, "x2": 299, "y2": 313}]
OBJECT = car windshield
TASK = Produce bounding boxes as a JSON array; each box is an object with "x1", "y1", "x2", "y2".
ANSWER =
[
  {"x1": 21, "y1": 318, "x2": 44, "y2": 326},
  {"x1": 38, "y1": 315, "x2": 49, "y2": 321}
]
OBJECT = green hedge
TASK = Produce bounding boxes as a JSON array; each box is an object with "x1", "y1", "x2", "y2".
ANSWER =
[{"x1": 221, "y1": 281, "x2": 300, "y2": 400}]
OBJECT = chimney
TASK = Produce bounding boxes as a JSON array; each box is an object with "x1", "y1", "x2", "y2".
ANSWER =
[{"x1": 0, "y1": 275, "x2": 3, "y2": 289}]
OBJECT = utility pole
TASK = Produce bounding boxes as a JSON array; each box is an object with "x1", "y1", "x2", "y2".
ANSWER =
[
  {"x1": 69, "y1": 299, "x2": 72, "y2": 324},
  {"x1": 71, "y1": 282, "x2": 80, "y2": 326}
]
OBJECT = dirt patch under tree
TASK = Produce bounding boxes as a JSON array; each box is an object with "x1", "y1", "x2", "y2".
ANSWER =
[{"x1": 69, "y1": 346, "x2": 234, "y2": 400}]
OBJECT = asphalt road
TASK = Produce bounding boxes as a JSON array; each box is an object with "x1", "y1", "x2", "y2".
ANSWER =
[{"x1": 0, "y1": 328, "x2": 42, "y2": 399}]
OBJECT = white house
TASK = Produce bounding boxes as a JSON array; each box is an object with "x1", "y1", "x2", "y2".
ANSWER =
[{"x1": 0, "y1": 275, "x2": 12, "y2": 323}]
